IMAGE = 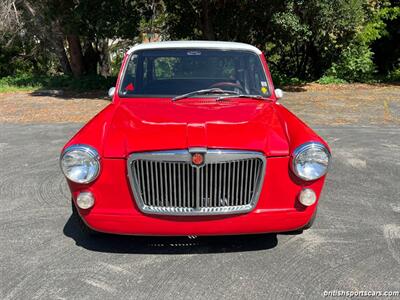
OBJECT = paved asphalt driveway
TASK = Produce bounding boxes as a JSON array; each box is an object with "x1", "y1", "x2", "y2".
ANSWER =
[{"x1": 1, "y1": 123, "x2": 399, "y2": 299}]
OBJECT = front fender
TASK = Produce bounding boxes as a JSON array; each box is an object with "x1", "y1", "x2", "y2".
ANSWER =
[{"x1": 274, "y1": 104, "x2": 330, "y2": 153}]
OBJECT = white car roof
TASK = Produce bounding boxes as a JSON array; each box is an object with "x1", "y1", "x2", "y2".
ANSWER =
[{"x1": 127, "y1": 41, "x2": 262, "y2": 55}]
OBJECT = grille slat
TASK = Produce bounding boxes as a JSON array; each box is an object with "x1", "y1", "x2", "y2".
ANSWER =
[
  {"x1": 227, "y1": 162, "x2": 231, "y2": 203},
  {"x1": 163, "y1": 163, "x2": 168, "y2": 206},
  {"x1": 242, "y1": 161, "x2": 246, "y2": 206},
  {"x1": 248, "y1": 160, "x2": 253, "y2": 201},
  {"x1": 191, "y1": 165, "x2": 195, "y2": 208},
  {"x1": 230, "y1": 163, "x2": 234, "y2": 206},
  {"x1": 218, "y1": 164, "x2": 222, "y2": 207},
  {"x1": 236, "y1": 162, "x2": 240, "y2": 206},
  {"x1": 140, "y1": 161, "x2": 147, "y2": 205},
  {"x1": 154, "y1": 162, "x2": 159, "y2": 205},
  {"x1": 128, "y1": 150, "x2": 265, "y2": 215}
]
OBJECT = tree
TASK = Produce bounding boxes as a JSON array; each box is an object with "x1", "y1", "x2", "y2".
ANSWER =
[
  {"x1": 46, "y1": 0, "x2": 150, "y2": 77},
  {"x1": 1, "y1": 0, "x2": 398, "y2": 82},
  {"x1": 370, "y1": 0, "x2": 400, "y2": 75},
  {"x1": 162, "y1": 0, "x2": 369, "y2": 80},
  {"x1": 0, "y1": 0, "x2": 72, "y2": 75},
  {"x1": 1, "y1": 0, "x2": 150, "y2": 77}
]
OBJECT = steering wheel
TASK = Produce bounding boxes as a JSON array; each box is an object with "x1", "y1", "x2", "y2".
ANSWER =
[{"x1": 209, "y1": 82, "x2": 245, "y2": 93}]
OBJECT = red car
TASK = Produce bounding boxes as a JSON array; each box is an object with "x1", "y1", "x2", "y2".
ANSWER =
[{"x1": 60, "y1": 41, "x2": 331, "y2": 236}]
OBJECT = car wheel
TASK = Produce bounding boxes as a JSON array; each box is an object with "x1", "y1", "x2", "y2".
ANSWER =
[{"x1": 71, "y1": 200, "x2": 102, "y2": 237}]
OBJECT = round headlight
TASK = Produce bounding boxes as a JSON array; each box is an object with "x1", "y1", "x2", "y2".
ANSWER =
[
  {"x1": 60, "y1": 145, "x2": 100, "y2": 184},
  {"x1": 292, "y1": 142, "x2": 330, "y2": 181}
]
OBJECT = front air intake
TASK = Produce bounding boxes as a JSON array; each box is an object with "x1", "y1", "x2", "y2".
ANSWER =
[{"x1": 127, "y1": 149, "x2": 266, "y2": 215}]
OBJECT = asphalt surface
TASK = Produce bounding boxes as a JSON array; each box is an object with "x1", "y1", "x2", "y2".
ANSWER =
[{"x1": 1, "y1": 124, "x2": 399, "y2": 299}]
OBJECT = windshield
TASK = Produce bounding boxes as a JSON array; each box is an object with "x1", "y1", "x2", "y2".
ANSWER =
[{"x1": 119, "y1": 49, "x2": 270, "y2": 98}]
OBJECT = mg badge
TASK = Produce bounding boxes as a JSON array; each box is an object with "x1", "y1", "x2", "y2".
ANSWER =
[{"x1": 191, "y1": 153, "x2": 204, "y2": 167}]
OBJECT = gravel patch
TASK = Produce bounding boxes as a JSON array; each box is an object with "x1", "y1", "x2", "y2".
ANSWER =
[{"x1": 1, "y1": 84, "x2": 399, "y2": 126}]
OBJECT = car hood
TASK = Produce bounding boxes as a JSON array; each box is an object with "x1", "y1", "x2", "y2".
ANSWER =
[{"x1": 103, "y1": 98, "x2": 289, "y2": 157}]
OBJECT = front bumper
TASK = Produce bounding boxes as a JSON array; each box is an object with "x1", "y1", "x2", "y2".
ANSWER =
[
  {"x1": 80, "y1": 207, "x2": 315, "y2": 235},
  {"x1": 69, "y1": 156, "x2": 325, "y2": 236}
]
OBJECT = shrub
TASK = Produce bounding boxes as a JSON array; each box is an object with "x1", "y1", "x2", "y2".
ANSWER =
[
  {"x1": 316, "y1": 76, "x2": 348, "y2": 84},
  {"x1": 0, "y1": 74, "x2": 117, "y2": 92},
  {"x1": 270, "y1": 68, "x2": 306, "y2": 87},
  {"x1": 326, "y1": 43, "x2": 376, "y2": 82},
  {"x1": 387, "y1": 67, "x2": 400, "y2": 82}
]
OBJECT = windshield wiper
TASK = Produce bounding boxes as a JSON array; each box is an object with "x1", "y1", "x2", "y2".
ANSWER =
[
  {"x1": 216, "y1": 94, "x2": 266, "y2": 101},
  {"x1": 172, "y1": 88, "x2": 239, "y2": 101}
]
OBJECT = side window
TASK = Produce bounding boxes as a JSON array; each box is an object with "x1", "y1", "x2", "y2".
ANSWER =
[
  {"x1": 121, "y1": 55, "x2": 138, "y2": 93},
  {"x1": 126, "y1": 55, "x2": 137, "y2": 79}
]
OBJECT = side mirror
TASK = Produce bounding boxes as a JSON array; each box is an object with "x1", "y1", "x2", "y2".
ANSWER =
[
  {"x1": 275, "y1": 88, "x2": 283, "y2": 99},
  {"x1": 108, "y1": 87, "x2": 115, "y2": 98}
]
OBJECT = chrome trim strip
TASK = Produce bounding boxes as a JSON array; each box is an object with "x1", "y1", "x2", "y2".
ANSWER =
[
  {"x1": 61, "y1": 144, "x2": 100, "y2": 161},
  {"x1": 127, "y1": 149, "x2": 266, "y2": 216}
]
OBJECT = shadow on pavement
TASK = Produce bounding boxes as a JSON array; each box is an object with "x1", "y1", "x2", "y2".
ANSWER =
[
  {"x1": 63, "y1": 213, "x2": 279, "y2": 254},
  {"x1": 281, "y1": 84, "x2": 308, "y2": 92},
  {"x1": 30, "y1": 89, "x2": 109, "y2": 100}
]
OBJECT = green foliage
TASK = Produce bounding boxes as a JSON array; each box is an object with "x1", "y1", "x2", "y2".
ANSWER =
[
  {"x1": 0, "y1": 75, "x2": 42, "y2": 92},
  {"x1": 359, "y1": 4, "x2": 400, "y2": 44},
  {"x1": 387, "y1": 67, "x2": 400, "y2": 82},
  {"x1": 371, "y1": 2, "x2": 400, "y2": 76},
  {"x1": 0, "y1": 45, "x2": 30, "y2": 77},
  {"x1": 270, "y1": 69, "x2": 306, "y2": 87},
  {"x1": 321, "y1": 1, "x2": 400, "y2": 82},
  {"x1": 1, "y1": 0, "x2": 399, "y2": 86},
  {"x1": 46, "y1": 0, "x2": 150, "y2": 40},
  {"x1": 316, "y1": 75, "x2": 348, "y2": 84},
  {"x1": 0, "y1": 74, "x2": 116, "y2": 92},
  {"x1": 163, "y1": 0, "x2": 367, "y2": 80},
  {"x1": 0, "y1": 36, "x2": 58, "y2": 77},
  {"x1": 110, "y1": 50, "x2": 125, "y2": 76},
  {"x1": 325, "y1": 43, "x2": 376, "y2": 82}
]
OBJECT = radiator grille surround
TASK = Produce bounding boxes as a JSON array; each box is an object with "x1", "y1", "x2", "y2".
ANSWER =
[{"x1": 127, "y1": 149, "x2": 266, "y2": 215}]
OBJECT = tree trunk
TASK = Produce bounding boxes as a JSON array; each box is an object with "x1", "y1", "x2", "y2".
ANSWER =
[
  {"x1": 200, "y1": 0, "x2": 215, "y2": 40},
  {"x1": 67, "y1": 35, "x2": 85, "y2": 77},
  {"x1": 50, "y1": 21, "x2": 72, "y2": 75},
  {"x1": 83, "y1": 40, "x2": 98, "y2": 75},
  {"x1": 52, "y1": 34, "x2": 72, "y2": 74},
  {"x1": 98, "y1": 39, "x2": 111, "y2": 77}
]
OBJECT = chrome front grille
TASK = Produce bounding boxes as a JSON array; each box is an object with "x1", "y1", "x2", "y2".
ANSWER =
[{"x1": 127, "y1": 149, "x2": 266, "y2": 215}]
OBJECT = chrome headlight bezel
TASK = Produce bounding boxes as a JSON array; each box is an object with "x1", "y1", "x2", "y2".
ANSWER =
[
  {"x1": 60, "y1": 144, "x2": 100, "y2": 184},
  {"x1": 291, "y1": 142, "x2": 331, "y2": 181}
]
